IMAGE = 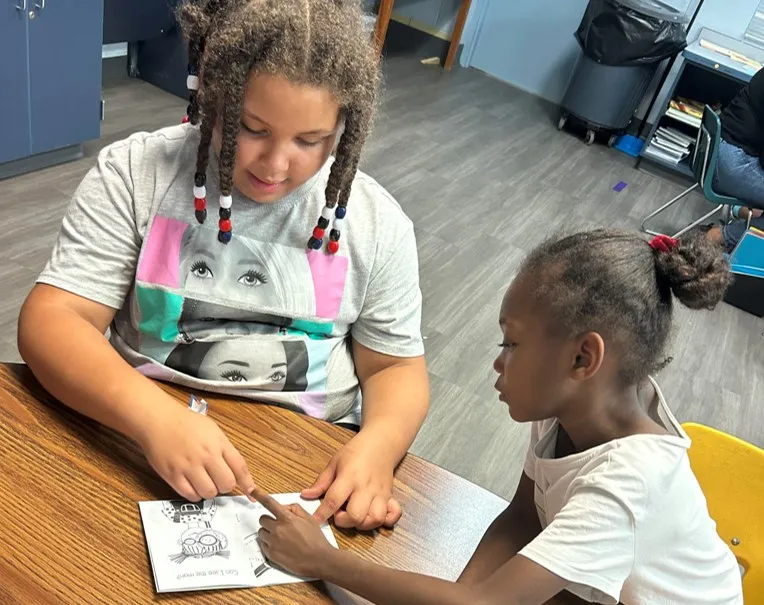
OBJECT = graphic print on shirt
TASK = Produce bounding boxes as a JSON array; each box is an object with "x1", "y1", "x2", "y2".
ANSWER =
[
  {"x1": 164, "y1": 338, "x2": 309, "y2": 392},
  {"x1": 127, "y1": 215, "x2": 349, "y2": 419}
]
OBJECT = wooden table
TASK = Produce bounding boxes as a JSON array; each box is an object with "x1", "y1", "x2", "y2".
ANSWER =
[
  {"x1": 373, "y1": 0, "x2": 473, "y2": 71},
  {"x1": 0, "y1": 363, "x2": 507, "y2": 604}
]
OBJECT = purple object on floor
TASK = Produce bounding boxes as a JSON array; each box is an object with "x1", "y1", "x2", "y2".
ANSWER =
[{"x1": 613, "y1": 181, "x2": 628, "y2": 192}]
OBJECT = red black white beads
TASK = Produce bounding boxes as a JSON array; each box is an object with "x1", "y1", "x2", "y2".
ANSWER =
[{"x1": 308, "y1": 204, "x2": 346, "y2": 254}]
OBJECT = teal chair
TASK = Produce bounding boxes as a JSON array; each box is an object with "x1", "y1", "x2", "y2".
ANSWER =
[{"x1": 641, "y1": 105, "x2": 744, "y2": 238}]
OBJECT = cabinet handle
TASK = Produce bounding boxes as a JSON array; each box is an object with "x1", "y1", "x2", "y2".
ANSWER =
[
  {"x1": 34, "y1": 0, "x2": 44, "y2": 9},
  {"x1": 15, "y1": 0, "x2": 28, "y2": 11}
]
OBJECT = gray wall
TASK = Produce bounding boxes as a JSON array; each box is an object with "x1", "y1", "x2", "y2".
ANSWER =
[
  {"x1": 460, "y1": 0, "x2": 589, "y2": 103},
  {"x1": 459, "y1": 0, "x2": 760, "y2": 106}
]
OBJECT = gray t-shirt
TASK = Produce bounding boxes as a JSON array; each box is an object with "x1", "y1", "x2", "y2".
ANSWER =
[{"x1": 39, "y1": 124, "x2": 424, "y2": 424}]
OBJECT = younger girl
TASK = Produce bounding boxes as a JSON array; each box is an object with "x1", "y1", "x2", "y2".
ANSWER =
[
  {"x1": 18, "y1": 0, "x2": 429, "y2": 531},
  {"x1": 253, "y1": 229, "x2": 744, "y2": 604}
]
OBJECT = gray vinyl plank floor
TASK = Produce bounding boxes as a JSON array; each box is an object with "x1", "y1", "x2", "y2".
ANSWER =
[{"x1": 1, "y1": 57, "x2": 761, "y2": 500}]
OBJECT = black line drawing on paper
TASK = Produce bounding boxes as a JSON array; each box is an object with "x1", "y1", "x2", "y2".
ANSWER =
[
  {"x1": 252, "y1": 560, "x2": 271, "y2": 578},
  {"x1": 244, "y1": 529, "x2": 272, "y2": 578},
  {"x1": 162, "y1": 500, "x2": 230, "y2": 564}
]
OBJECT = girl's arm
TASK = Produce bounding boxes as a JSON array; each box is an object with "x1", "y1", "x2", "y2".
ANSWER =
[
  {"x1": 303, "y1": 342, "x2": 429, "y2": 529},
  {"x1": 320, "y1": 547, "x2": 566, "y2": 605},
  {"x1": 254, "y1": 488, "x2": 568, "y2": 605},
  {"x1": 458, "y1": 473, "x2": 541, "y2": 585},
  {"x1": 18, "y1": 284, "x2": 170, "y2": 443},
  {"x1": 351, "y1": 342, "x2": 430, "y2": 468},
  {"x1": 18, "y1": 284, "x2": 256, "y2": 500}
]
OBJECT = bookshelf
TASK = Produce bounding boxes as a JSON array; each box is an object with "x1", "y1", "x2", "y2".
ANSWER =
[{"x1": 638, "y1": 29, "x2": 761, "y2": 180}]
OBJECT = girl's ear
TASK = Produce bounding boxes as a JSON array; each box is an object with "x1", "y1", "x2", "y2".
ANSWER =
[{"x1": 570, "y1": 331, "x2": 605, "y2": 381}]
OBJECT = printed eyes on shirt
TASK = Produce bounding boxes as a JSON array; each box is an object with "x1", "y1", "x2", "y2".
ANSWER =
[
  {"x1": 221, "y1": 369, "x2": 247, "y2": 383},
  {"x1": 190, "y1": 260, "x2": 214, "y2": 280},
  {"x1": 269, "y1": 370, "x2": 286, "y2": 383},
  {"x1": 220, "y1": 369, "x2": 287, "y2": 383},
  {"x1": 190, "y1": 260, "x2": 268, "y2": 288},
  {"x1": 238, "y1": 269, "x2": 268, "y2": 287}
]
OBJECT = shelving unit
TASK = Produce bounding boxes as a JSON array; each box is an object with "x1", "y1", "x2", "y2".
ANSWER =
[{"x1": 638, "y1": 28, "x2": 761, "y2": 180}]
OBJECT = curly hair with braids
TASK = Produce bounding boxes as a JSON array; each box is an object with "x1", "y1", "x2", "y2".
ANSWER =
[
  {"x1": 519, "y1": 229, "x2": 732, "y2": 385},
  {"x1": 176, "y1": 0, "x2": 380, "y2": 246}
]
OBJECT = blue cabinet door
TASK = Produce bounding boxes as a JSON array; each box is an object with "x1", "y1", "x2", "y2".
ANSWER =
[
  {"x1": 0, "y1": 3, "x2": 31, "y2": 164},
  {"x1": 27, "y1": 0, "x2": 103, "y2": 155}
]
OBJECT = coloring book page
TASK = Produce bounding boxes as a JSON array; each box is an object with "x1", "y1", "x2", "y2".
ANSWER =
[{"x1": 138, "y1": 494, "x2": 337, "y2": 593}]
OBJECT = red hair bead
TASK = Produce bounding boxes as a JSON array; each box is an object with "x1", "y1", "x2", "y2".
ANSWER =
[
  {"x1": 181, "y1": 115, "x2": 190, "y2": 124},
  {"x1": 218, "y1": 218, "x2": 232, "y2": 232},
  {"x1": 313, "y1": 227, "x2": 326, "y2": 239},
  {"x1": 327, "y1": 240, "x2": 340, "y2": 254},
  {"x1": 194, "y1": 197, "x2": 206, "y2": 211}
]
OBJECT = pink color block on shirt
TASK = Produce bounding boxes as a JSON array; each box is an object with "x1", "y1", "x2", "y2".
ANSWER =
[
  {"x1": 136, "y1": 215, "x2": 188, "y2": 288},
  {"x1": 306, "y1": 250, "x2": 348, "y2": 319},
  {"x1": 298, "y1": 392, "x2": 327, "y2": 419},
  {"x1": 135, "y1": 362, "x2": 176, "y2": 381}
]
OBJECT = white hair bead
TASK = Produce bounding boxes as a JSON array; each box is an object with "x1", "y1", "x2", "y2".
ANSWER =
[
  {"x1": 219, "y1": 194, "x2": 233, "y2": 209},
  {"x1": 186, "y1": 75, "x2": 200, "y2": 91},
  {"x1": 332, "y1": 217, "x2": 345, "y2": 231},
  {"x1": 321, "y1": 206, "x2": 333, "y2": 220},
  {"x1": 193, "y1": 185, "x2": 206, "y2": 199}
]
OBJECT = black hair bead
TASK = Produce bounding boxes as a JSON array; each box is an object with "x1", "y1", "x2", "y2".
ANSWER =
[
  {"x1": 194, "y1": 172, "x2": 206, "y2": 187},
  {"x1": 219, "y1": 207, "x2": 231, "y2": 219},
  {"x1": 329, "y1": 229, "x2": 341, "y2": 242},
  {"x1": 317, "y1": 217, "x2": 330, "y2": 229},
  {"x1": 195, "y1": 209, "x2": 207, "y2": 224}
]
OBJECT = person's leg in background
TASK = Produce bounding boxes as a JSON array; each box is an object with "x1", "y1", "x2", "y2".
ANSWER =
[{"x1": 707, "y1": 140, "x2": 764, "y2": 252}]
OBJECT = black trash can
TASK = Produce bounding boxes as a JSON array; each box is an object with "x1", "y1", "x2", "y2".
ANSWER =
[
  {"x1": 560, "y1": 56, "x2": 658, "y2": 144},
  {"x1": 559, "y1": 0, "x2": 689, "y2": 145}
]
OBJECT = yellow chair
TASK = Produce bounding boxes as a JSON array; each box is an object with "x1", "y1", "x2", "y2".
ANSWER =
[{"x1": 683, "y1": 422, "x2": 764, "y2": 603}]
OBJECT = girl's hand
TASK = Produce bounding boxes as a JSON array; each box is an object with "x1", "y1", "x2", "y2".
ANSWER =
[
  {"x1": 253, "y1": 487, "x2": 334, "y2": 578},
  {"x1": 301, "y1": 432, "x2": 402, "y2": 530},
  {"x1": 138, "y1": 402, "x2": 256, "y2": 501}
]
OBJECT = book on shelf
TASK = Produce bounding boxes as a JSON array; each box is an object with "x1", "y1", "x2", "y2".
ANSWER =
[
  {"x1": 670, "y1": 97, "x2": 705, "y2": 120},
  {"x1": 643, "y1": 144, "x2": 687, "y2": 166},
  {"x1": 652, "y1": 138, "x2": 689, "y2": 159},
  {"x1": 645, "y1": 124, "x2": 694, "y2": 165},
  {"x1": 665, "y1": 107, "x2": 701, "y2": 128},
  {"x1": 665, "y1": 98, "x2": 721, "y2": 129},
  {"x1": 656, "y1": 126, "x2": 694, "y2": 148}
]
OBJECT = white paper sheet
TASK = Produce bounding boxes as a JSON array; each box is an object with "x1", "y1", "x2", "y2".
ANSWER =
[{"x1": 139, "y1": 494, "x2": 337, "y2": 593}]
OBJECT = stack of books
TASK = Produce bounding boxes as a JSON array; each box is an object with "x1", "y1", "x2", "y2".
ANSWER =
[
  {"x1": 665, "y1": 97, "x2": 705, "y2": 128},
  {"x1": 644, "y1": 126, "x2": 695, "y2": 165}
]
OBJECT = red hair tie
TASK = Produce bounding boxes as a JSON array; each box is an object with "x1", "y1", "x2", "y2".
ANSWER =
[{"x1": 648, "y1": 235, "x2": 679, "y2": 254}]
